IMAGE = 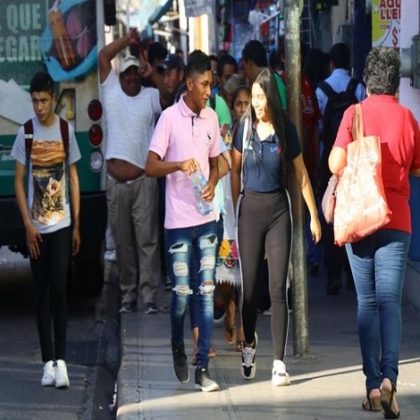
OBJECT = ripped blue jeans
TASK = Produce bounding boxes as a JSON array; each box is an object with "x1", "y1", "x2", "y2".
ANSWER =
[{"x1": 166, "y1": 221, "x2": 217, "y2": 369}]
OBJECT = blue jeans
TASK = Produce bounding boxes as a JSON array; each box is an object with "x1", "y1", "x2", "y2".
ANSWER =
[
  {"x1": 345, "y1": 229, "x2": 410, "y2": 390},
  {"x1": 167, "y1": 221, "x2": 217, "y2": 369}
]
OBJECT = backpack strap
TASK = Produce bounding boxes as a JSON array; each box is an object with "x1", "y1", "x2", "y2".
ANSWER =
[
  {"x1": 24, "y1": 119, "x2": 34, "y2": 166},
  {"x1": 317, "y1": 80, "x2": 336, "y2": 99},
  {"x1": 59, "y1": 117, "x2": 69, "y2": 157},
  {"x1": 346, "y1": 78, "x2": 359, "y2": 98}
]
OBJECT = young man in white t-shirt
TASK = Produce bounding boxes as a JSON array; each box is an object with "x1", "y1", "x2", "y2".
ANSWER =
[
  {"x1": 145, "y1": 50, "x2": 221, "y2": 392},
  {"x1": 12, "y1": 71, "x2": 81, "y2": 389}
]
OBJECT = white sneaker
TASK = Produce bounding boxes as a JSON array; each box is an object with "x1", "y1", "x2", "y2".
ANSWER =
[
  {"x1": 41, "y1": 360, "x2": 55, "y2": 386},
  {"x1": 55, "y1": 359, "x2": 70, "y2": 388},
  {"x1": 272, "y1": 359, "x2": 290, "y2": 386}
]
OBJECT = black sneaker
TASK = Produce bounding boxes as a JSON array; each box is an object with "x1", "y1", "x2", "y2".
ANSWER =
[
  {"x1": 119, "y1": 301, "x2": 137, "y2": 313},
  {"x1": 326, "y1": 276, "x2": 342, "y2": 295},
  {"x1": 241, "y1": 332, "x2": 258, "y2": 380},
  {"x1": 213, "y1": 302, "x2": 225, "y2": 325},
  {"x1": 171, "y1": 340, "x2": 189, "y2": 383},
  {"x1": 194, "y1": 367, "x2": 219, "y2": 392}
]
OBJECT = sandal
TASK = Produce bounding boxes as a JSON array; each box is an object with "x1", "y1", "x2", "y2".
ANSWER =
[
  {"x1": 208, "y1": 345, "x2": 216, "y2": 358},
  {"x1": 236, "y1": 340, "x2": 244, "y2": 352},
  {"x1": 224, "y1": 323, "x2": 236, "y2": 345},
  {"x1": 381, "y1": 382, "x2": 400, "y2": 419},
  {"x1": 362, "y1": 389, "x2": 381, "y2": 412}
]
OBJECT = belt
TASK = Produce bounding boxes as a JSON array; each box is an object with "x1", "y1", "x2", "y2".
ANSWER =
[{"x1": 107, "y1": 171, "x2": 145, "y2": 184}]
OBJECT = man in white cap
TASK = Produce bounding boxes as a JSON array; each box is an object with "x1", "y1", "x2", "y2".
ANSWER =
[{"x1": 99, "y1": 28, "x2": 171, "y2": 314}]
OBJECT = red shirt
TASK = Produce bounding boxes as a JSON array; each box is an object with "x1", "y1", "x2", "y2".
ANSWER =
[
  {"x1": 280, "y1": 72, "x2": 321, "y2": 175},
  {"x1": 335, "y1": 95, "x2": 420, "y2": 233}
]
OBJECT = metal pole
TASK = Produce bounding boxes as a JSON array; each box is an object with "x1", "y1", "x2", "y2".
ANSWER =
[{"x1": 284, "y1": 0, "x2": 310, "y2": 356}]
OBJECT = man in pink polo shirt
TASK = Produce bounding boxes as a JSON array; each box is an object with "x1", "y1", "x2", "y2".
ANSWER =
[{"x1": 145, "y1": 50, "x2": 221, "y2": 392}]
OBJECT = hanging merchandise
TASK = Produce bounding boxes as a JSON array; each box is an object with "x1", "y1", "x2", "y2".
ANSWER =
[
  {"x1": 232, "y1": 0, "x2": 254, "y2": 61},
  {"x1": 247, "y1": 1, "x2": 282, "y2": 52}
]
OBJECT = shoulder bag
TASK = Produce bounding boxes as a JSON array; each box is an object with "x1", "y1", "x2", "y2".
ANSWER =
[{"x1": 333, "y1": 103, "x2": 392, "y2": 246}]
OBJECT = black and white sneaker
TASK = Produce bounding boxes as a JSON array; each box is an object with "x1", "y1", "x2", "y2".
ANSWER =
[
  {"x1": 194, "y1": 367, "x2": 219, "y2": 392},
  {"x1": 144, "y1": 302, "x2": 158, "y2": 314},
  {"x1": 171, "y1": 340, "x2": 189, "y2": 383},
  {"x1": 241, "y1": 332, "x2": 258, "y2": 380},
  {"x1": 213, "y1": 302, "x2": 225, "y2": 325},
  {"x1": 119, "y1": 301, "x2": 137, "y2": 313}
]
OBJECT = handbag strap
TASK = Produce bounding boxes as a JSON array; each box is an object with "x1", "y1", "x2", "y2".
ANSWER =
[
  {"x1": 241, "y1": 116, "x2": 250, "y2": 192},
  {"x1": 352, "y1": 103, "x2": 364, "y2": 140}
]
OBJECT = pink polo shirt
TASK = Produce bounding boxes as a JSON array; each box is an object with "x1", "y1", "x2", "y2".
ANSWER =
[
  {"x1": 335, "y1": 95, "x2": 420, "y2": 234},
  {"x1": 149, "y1": 96, "x2": 221, "y2": 229}
]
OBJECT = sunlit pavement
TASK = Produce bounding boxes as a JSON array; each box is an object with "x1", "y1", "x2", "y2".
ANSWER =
[{"x1": 110, "y1": 263, "x2": 420, "y2": 420}]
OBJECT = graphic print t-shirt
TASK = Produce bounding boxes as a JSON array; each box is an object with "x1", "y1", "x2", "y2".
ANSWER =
[{"x1": 11, "y1": 116, "x2": 81, "y2": 234}]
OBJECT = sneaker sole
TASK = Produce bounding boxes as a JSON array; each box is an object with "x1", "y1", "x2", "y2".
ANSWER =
[
  {"x1": 272, "y1": 374, "x2": 290, "y2": 386},
  {"x1": 41, "y1": 379, "x2": 55, "y2": 386},
  {"x1": 213, "y1": 316, "x2": 226, "y2": 326},
  {"x1": 144, "y1": 309, "x2": 158, "y2": 315},
  {"x1": 55, "y1": 380, "x2": 70, "y2": 388},
  {"x1": 176, "y1": 371, "x2": 190, "y2": 383},
  {"x1": 194, "y1": 382, "x2": 219, "y2": 392}
]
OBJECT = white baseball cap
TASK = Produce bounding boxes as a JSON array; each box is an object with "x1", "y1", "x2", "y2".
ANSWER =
[{"x1": 120, "y1": 55, "x2": 140, "y2": 73}]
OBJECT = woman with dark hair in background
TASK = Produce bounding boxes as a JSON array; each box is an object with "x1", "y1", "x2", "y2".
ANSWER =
[
  {"x1": 329, "y1": 47, "x2": 420, "y2": 418},
  {"x1": 215, "y1": 81, "x2": 250, "y2": 352},
  {"x1": 231, "y1": 68, "x2": 321, "y2": 386}
]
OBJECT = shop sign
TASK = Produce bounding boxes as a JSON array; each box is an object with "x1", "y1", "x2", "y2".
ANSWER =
[{"x1": 372, "y1": 0, "x2": 401, "y2": 47}]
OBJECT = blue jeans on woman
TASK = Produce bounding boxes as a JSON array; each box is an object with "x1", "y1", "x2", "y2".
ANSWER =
[
  {"x1": 166, "y1": 221, "x2": 217, "y2": 369},
  {"x1": 345, "y1": 229, "x2": 410, "y2": 391}
]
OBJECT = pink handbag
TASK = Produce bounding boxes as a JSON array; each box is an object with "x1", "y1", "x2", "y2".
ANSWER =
[{"x1": 333, "y1": 104, "x2": 392, "y2": 246}]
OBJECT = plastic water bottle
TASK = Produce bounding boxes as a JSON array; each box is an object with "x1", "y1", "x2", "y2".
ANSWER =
[{"x1": 190, "y1": 169, "x2": 213, "y2": 215}]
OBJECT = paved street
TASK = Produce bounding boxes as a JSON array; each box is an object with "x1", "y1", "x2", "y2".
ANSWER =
[
  {"x1": 0, "y1": 248, "x2": 116, "y2": 420},
  {"x1": 114, "y1": 268, "x2": 420, "y2": 420}
]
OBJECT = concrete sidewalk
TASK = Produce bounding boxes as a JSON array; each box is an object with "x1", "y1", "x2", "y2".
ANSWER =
[{"x1": 115, "y1": 272, "x2": 420, "y2": 420}]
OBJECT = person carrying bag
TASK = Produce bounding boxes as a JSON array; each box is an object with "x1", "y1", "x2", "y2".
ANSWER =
[{"x1": 328, "y1": 46, "x2": 420, "y2": 419}]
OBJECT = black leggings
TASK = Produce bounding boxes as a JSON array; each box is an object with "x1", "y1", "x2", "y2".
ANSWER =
[
  {"x1": 30, "y1": 227, "x2": 71, "y2": 362},
  {"x1": 238, "y1": 189, "x2": 292, "y2": 360}
]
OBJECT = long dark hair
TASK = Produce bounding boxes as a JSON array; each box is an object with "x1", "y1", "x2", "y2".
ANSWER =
[{"x1": 240, "y1": 67, "x2": 289, "y2": 184}]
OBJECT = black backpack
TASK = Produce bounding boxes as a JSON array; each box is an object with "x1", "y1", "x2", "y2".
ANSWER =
[{"x1": 318, "y1": 78, "x2": 359, "y2": 154}]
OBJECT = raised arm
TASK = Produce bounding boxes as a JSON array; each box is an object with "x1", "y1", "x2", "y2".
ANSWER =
[{"x1": 98, "y1": 28, "x2": 140, "y2": 83}]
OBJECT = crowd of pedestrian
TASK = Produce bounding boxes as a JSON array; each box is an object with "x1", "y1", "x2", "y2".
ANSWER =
[{"x1": 11, "y1": 27, "x2": 420, "y2": 420}]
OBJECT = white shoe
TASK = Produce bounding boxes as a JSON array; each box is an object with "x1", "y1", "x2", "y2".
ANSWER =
[
  {"x1": 272, "y1": 359, "x2": 290, "y2": 386},
  {"x1": 41, "y1": 360, "x2": 55, "y2": 386},
  {"x1": 55, "y1": 360, "x2": 70, "y2": 388}
]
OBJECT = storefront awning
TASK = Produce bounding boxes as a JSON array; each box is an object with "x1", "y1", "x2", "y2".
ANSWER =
[{"x1": 136, "y1": 0, "x2": 173, "y2": 30}]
